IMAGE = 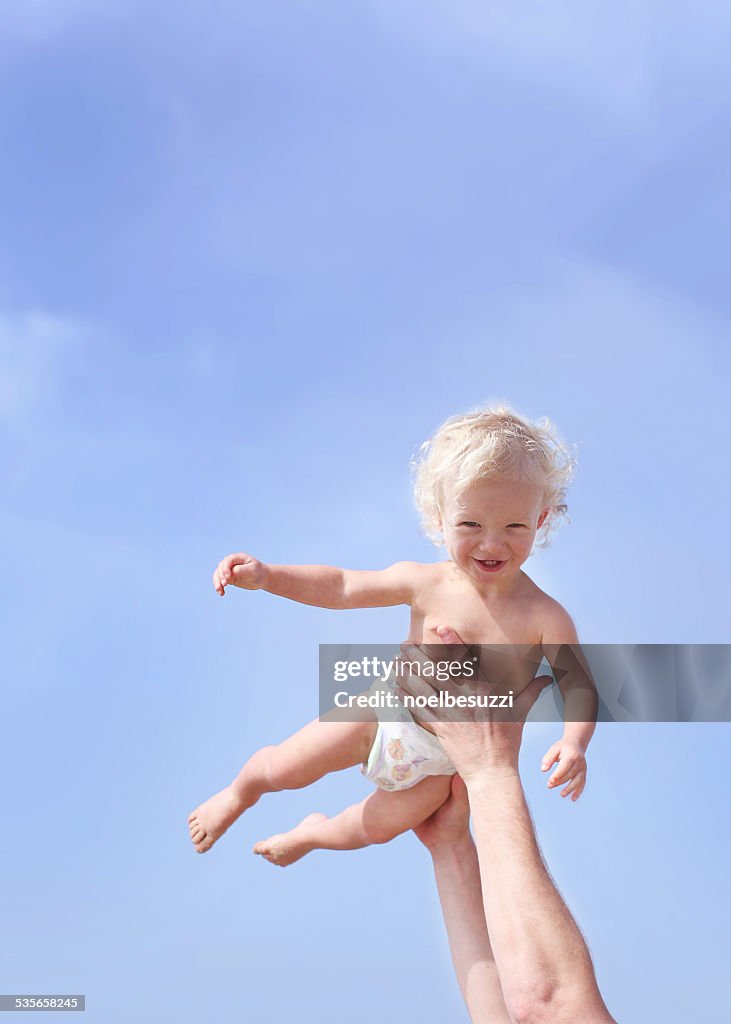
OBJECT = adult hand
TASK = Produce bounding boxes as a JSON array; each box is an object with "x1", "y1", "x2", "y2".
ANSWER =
[{"x1": 398, "y1": 626, "x2": 553, "y2": 780}]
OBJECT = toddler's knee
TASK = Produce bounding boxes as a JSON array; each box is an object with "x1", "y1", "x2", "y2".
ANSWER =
[
  {"x1": 252, "y1": 745, "x2": 284, "y2": 791},
  {"x1": 363, "y1": 815, "x2": 400, "y2": 846}
]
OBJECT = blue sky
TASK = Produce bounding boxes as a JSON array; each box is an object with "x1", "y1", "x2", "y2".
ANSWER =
[{"x1": 1, "y1": 2, "x2": 730, "y2": 1021}]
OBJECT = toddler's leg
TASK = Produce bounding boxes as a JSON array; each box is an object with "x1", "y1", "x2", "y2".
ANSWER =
[
  {"x1": 253, "y1": 774, "x2": 453, "y2": 866},
  {"x1": 189, "y1": 716, "x2": 376, "y2": 853}
]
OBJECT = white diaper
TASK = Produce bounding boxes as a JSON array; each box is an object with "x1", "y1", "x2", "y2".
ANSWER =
[{"x1": 361, "y1": 673, "x2": 457, "y2": 791}]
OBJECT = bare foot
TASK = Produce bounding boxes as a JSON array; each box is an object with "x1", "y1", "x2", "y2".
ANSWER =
[
  {"x1": 252, "y1": 812, "x2": 327, "y2": 867},
  {"x1": 188, "y1": 786, "x2": 252, "y2": 853}
]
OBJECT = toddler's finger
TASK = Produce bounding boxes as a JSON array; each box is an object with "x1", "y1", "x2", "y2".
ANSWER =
[
  {"x1": 547, "y1": 762, "x2": 574, "y2": 787},
  {"x1": 561, "y1": 771, "x2": 585, "y2": 799},
  {"x1": 541, "y1": 744, "x2": 560, "y2": 772}
]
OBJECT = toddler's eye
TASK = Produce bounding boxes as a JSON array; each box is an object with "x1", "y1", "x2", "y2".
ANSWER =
[
  {"x1": 460, "y1": 521, "x2": 479, "y2": 528},
  {"x1": 507, "y1": 523, "x2": 526, "y2": 529}
]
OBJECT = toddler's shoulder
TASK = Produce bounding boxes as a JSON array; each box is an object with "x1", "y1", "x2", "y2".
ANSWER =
[
  {"x1": 388, "y1": 559, "x2": 452, "y2": 597},
  {"x1": 525, "y1": 582, "x2": 579, "y2": 645},
  {"x1": 532, "y1": 593, "x2": 577, "y2": 638},
  {"x1": 385, "y1": 560, "x2": 443, "y2": 590},
  {"x1": 385, "y1": 560, "x2": 430, "y2": 577}
]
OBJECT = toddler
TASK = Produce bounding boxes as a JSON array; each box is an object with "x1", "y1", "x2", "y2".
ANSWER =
[{"x1": 188, "y1": 405, "x2": 595, "y2": 865}]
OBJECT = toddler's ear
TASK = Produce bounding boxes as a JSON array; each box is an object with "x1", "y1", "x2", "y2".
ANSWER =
[{"x1": 537, "y1": 508, "x2": 550, "y2": 529}]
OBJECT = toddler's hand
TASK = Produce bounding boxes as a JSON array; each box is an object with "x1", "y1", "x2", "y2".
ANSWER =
[
  {"x1": 213, "y1": 552, "x2": 268, "y2": 596},
  {"x1": 540, "y1": 739, "x2": 587, "y2": 802}
]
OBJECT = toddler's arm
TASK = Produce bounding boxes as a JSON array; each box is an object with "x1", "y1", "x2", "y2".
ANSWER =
[
  {"x1": 540, "y1": 603, "x2": 598, "y2": 800},
  {"x1": 213, "y1": 552, "x2": 421, "y2": 610}
]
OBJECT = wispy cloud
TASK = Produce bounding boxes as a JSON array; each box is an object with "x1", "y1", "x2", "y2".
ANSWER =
[
  {"x1": 0, "y1": 1, "x2": 122, "y2": 43},
  {"x1": 370, "y1": 1, "x2": 649, "y2": 102},
  {"x1": 0, "y1": 308, "x2": 92, "y2": 427},
  {"x1": 366, "y1": 1, "x2": 731, "y2": 120}
]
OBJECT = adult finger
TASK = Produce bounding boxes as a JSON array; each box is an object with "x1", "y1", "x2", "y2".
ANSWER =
[
  {"x1": 433, "y1": 628, "x2": 476, "y2": 687},
  {"x1": 395, "y1": 689, "x2": 441, "y2": 728},
  {"x1": 398, "y1": 644, "x2": 451, "y2": 694},
  {"x1": 435, "y1": 625, "x2": 471, "y2": 660},
  {"x1": 399, "y1": 640, "x2": 479, "y2": 694},
  {"x1": 394, "y1": 661, "x2": 441, "y2": 726}
]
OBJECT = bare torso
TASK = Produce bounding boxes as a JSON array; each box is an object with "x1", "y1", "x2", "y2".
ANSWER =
[
  {"x1": 408, "y1": 561, "x2": 548, "y2": 644},
  {"x1": 405, "y1": 562, "x2": 552, "y2": 720}
]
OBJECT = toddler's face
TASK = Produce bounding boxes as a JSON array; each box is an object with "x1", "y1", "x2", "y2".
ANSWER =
[{"x1": 440, "y1": 477, "x2": 548, "y2": 588}]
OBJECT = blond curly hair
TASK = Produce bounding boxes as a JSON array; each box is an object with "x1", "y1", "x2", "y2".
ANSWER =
[{"x1": 412, "y1": 404, "x2": 577, "y2": 548}]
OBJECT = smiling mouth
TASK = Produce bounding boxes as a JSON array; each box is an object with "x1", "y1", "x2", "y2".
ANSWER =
[{"x1": 474, "y1": 558, "x2": 506, "y2": 572}]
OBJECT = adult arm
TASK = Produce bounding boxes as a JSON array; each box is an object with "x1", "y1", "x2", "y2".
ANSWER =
[
  {"x1": 466, "y1": 769, "x2": 612, "y2": 1023},
  {"x1": 401, "y1": 630, "x2": 616, "y2": 1024},
  {"x1": 415, "y1": 775, "x2": 512, "y2": 1024}
]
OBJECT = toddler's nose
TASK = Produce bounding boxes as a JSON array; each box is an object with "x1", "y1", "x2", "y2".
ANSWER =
[
  {"x1": 475, "y1": 531, "x2": 508, "y2": 559},
  {"x1": 477, "y1": 542, "x2": 507, "y2": 559}
]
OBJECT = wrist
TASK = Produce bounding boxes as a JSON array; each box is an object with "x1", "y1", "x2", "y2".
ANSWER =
[
  {"x1": 428, "y1": 832, "x2": 474, "y2": 861},
  {"x1": 561, "y1": 730, "x2": 589, "y2": 752},
  {"x1": 463, "y1": 766, "x2": 521, "y2": 799},
  {"x1": 257, "y1": 562, "x2": 272, "y2": 591}
]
